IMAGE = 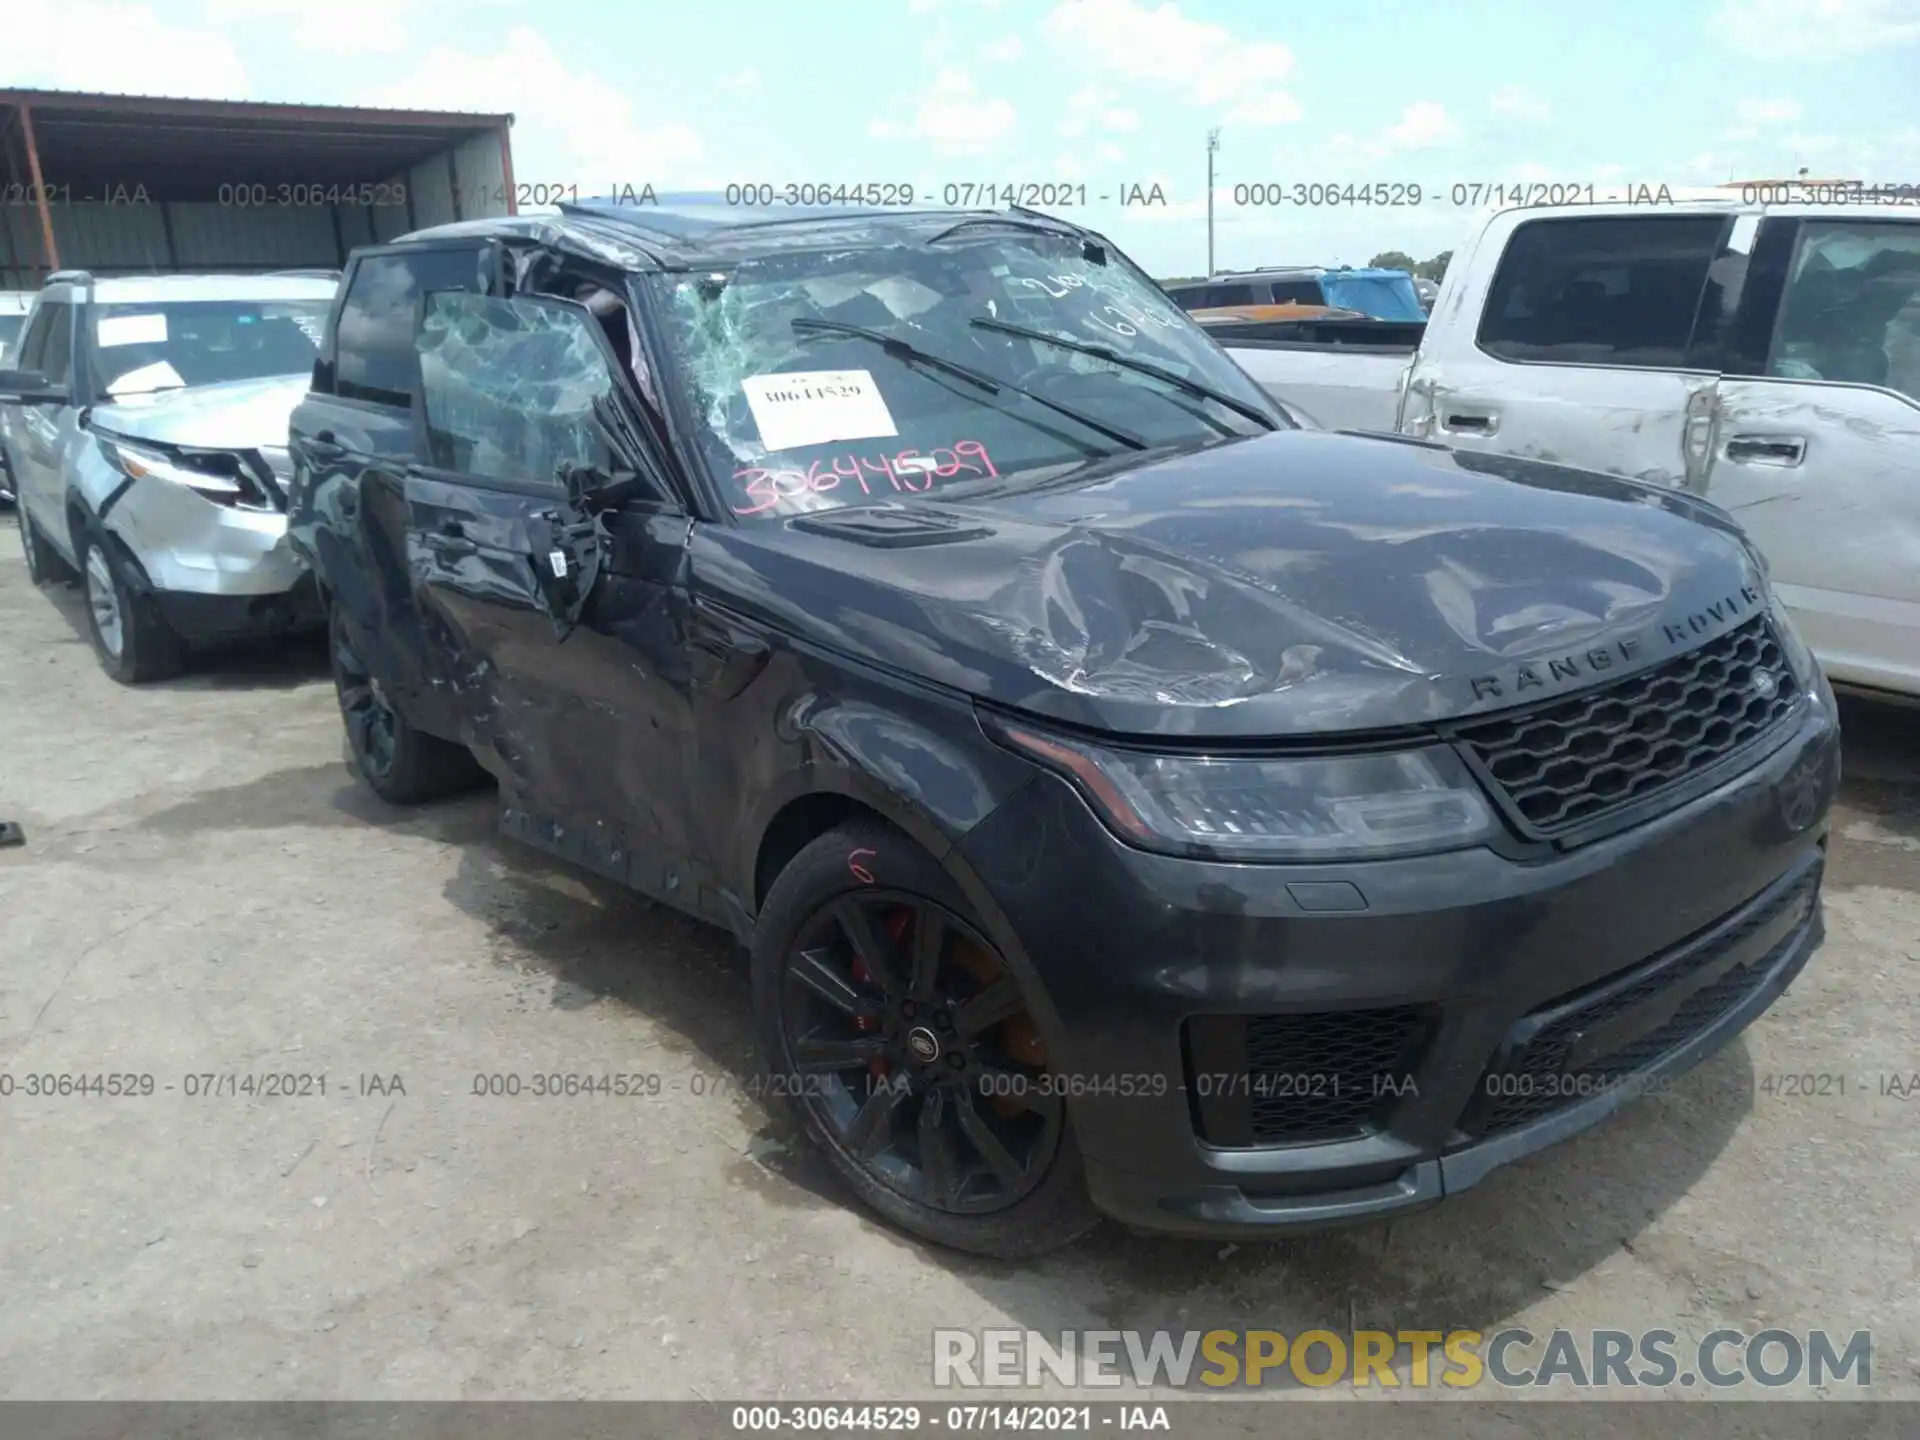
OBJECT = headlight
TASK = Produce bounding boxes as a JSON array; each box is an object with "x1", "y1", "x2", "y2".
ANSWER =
[
  {"x1": 993, "y1": 722, "x2": 1500, "y2": 861},
  {"x1": 99, "y1": 438, "x2": 257, "y2": 506}
]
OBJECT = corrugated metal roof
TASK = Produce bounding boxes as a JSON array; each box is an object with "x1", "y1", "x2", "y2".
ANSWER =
[{"x1": 1, "y1": 87, "x2": 511, "y2": 124}]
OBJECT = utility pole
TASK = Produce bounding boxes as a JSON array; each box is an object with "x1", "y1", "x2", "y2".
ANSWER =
[{"x1": 1206, "y1": 128, "x2": 1221, "y2": 276}]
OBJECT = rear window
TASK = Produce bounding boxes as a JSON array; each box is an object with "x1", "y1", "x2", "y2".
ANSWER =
[
  {"x1": 1477, "y1": 215, "x2": 1726, "y2": 367},
  {"x1": 332, "y1": 248, "x2": 488, "y2": 408},
  {"x1": 1202, "y1": 282, "x2": 1260, "y2": 307},
  {"x1": 1267, "y1": 279, "x2": 1327, "y2": 305}
]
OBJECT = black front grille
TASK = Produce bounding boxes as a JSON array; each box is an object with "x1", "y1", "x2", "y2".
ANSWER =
[
  {"x1": 1465, "y1": 869, "x2": 1819, "y2": 1137},
  {"x1": 1185, "y1": 1007, "x2": 1435, "y2": 1146},
  {"x1": 1455, "y1": 615, "x2": 1800, "y2": 838}
]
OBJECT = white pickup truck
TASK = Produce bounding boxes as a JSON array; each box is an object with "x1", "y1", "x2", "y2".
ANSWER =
[{"x1": 1225, "y1": 192, "x2": 1920, "y2": 702}]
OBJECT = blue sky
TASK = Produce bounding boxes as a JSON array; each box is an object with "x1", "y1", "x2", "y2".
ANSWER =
[{"x1": 15, "y1": 0, "x2": 1920, "y2": 275}]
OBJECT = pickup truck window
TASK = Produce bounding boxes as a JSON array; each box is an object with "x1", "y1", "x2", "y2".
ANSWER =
[
  {"x1": 335, "y1": 248, "x2": 486, "y2": 409},
  {"x1": 415, "y1": 292, "x2": 615, "y2": 488},
  {"x1": 1478, "y1": 215, "x2": 1725, "y2": 368},
  {"x1": 1203, "y1": 283, "x2": 1260, "y2": 307},
  {"x1": 1769, "y1": 219, "x2": 1920, "y2": 402}
]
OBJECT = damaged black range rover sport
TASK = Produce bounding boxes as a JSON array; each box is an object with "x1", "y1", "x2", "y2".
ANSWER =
[{"x1": 287, "y1": 201, "x2": 1840, "y2": 1258}]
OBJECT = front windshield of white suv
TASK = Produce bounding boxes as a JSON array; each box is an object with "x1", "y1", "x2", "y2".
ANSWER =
[
  {"x1": 87, "y1": 299, "x2": 330, "y2": 397},
  {"x1": 649, "y1": 228, "x2": 1283, "y2": 520}
]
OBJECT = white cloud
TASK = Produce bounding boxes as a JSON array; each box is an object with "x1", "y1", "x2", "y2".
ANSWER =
[
  {"x1": 362, "y1": 28, "x2": 703, "y2": 186},
  {"x1": 1095, "y1": 141, "x2": 1127, "y2": 164},
  {"x1": 982, "y1": 33, "x2": 1025, "y2": 61},
  {"x1": 908, "y1": 70, "x2": 1018, "y2": 155},
  {"x1": 1229, "y1": 92, "x2": 1304, "y2": 126},
  {"x1": 719, "y1": 68, "x2": 763, "y2": 92},
  {"x1": 1060, "y1": 85, "x2": 1148, "y2": 137},
  {"x1": 12, "y1": 2, "x2": 249, "y2": 97},
  {"x1": 1383, "y1": 102, "x2": 1458, "y2": 150},
  {"x1": 1321, "y1": 102, "x2": 1460, "y2": 166},
  {"x1": 205, "y1": 0, "x2": 409, "y2": 54},
  {"x1": 1736, "y1": 97, "x2": 1805, "y2": 124},
  {"x1": 1713, "y1": 0, "x2": 1920, "y2": 59},
  {"x1": 1042, "y1": 0, "x2": 1301, "y2": 126},
  {"x1": 1488, "y1": 85, "x2": 1552, "y2": 122}
]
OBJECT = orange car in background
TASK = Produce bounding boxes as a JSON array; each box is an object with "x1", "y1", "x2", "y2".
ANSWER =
[{"x1": 1162, "y1": 266, "x2": 1428, "y2": 324}]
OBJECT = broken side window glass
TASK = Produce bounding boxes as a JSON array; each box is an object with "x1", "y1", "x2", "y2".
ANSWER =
[{"x1": 416, "y1": 292, "x2": 616, "y2": 487}]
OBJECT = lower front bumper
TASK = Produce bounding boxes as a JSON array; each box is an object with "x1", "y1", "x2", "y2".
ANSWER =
[
  {"x1": 1092, "y1": 886, "x2": 1822, "y2": 1238},
  {"x1": 152, "y1": 572, "x2": 325, "y2": 645},
  {"x1": 952, "y1": 693, "x2": 1840, "y2": 1238}
]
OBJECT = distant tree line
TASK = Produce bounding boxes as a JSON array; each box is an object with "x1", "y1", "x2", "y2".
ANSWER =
[{"x1": 1368, "y1": 250, "x2": 1452, "y2": 280}]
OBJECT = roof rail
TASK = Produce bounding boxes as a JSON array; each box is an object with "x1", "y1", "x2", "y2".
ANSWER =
[
  {"x1": 270, "y1": 268, "x2": 343, "y2": 279},
  {"x1": 45, "y1": 269, "x2": 96, "y2": 286}
]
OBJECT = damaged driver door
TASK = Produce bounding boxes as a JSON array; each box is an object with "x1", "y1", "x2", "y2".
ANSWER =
[{"x1": 406, "y1": 289, "x2": 633, "y2": 813}]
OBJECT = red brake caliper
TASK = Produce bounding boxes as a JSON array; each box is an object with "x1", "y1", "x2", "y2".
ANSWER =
[{"x1": 854, "y1": 907, "x2": 916, "y2": 1082}]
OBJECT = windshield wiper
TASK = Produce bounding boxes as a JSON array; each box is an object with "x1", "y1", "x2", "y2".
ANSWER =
[
  {"x1": 968, "y1": 317, "x2": 1279, "y2": 431},
  {"x1": 789, "y1": 318, "x2": 1147, "y2": 453}
]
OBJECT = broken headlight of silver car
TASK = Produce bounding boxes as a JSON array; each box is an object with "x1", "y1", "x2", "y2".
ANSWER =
[{"x1": 98, "y1": 438, "x2": 274, "y2": 510}]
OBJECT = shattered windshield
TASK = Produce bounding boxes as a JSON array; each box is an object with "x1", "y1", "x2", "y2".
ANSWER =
[
  {"x1": 647, "y1": 231, "x2": 1280, "y2": 520},
  {"x1": 88, "y1": 300, "x2": 330, "y2": 397}
]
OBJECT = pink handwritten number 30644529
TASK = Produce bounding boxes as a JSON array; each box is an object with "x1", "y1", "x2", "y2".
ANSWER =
[{"x1": 732, "y1": 441, "x2": 998, "y2": 517}]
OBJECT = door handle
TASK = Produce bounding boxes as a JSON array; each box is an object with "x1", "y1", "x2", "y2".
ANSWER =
[
  {"x1": 437, "y1": 518, "x2": 468, "y2": 539},
  {"x1": 307, "y1": 430, "x2": 346, "y2": 462},
  {"x1": 1441, "y1": 411, "x2": 1497, "y2": 435},
  {"x1": 1724, "y1": 435, "x2": 1807, "y2": 466}
]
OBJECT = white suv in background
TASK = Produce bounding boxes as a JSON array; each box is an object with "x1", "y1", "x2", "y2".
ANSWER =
[
  {"x1": 0, "y1": 291, "x2": 31, "y2": 502},
  {"x1": 0, "y1": 271, "x2": 339, "y2": 682}
]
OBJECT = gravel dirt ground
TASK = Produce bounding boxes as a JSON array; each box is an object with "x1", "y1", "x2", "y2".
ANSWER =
[{"x1": 1, "y1": 538, "x2": 1916, "y2": 1412}]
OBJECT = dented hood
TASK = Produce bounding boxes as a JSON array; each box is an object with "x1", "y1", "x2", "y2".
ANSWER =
[
  {"x1": 691, "y1": 429, "x2": 1771, "y2": 739},
  {"x1": 89, "y1": 375, "x2": 309, "y2": 451}
]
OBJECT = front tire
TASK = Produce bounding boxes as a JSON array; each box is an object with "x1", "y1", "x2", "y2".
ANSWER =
[
  {"x1": 78, "y1": 529, "x2": 186, "y2": 684},
  {"x1": 752, "y1": 820, "x2": 1101, "y2": 1258},
  {"x1": 329, "y1": 605, "x2": 485, "y2": 804}
]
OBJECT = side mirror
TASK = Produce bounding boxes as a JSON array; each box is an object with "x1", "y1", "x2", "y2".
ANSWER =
[
  {"x1": 0, "y1": 370, "x2": 68, "y2": 406},
  {"x1": 556, "y1": 459, "x2": 659, "y2": 513}
]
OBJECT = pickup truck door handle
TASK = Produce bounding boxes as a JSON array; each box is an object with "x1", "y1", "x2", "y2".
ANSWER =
[
  {"x1": 1724, "y1": 435, "x2": 1807, "y2": 466},
  {"x1": 1440, "y1": 411, "x2": 1497, "y2": 435}
]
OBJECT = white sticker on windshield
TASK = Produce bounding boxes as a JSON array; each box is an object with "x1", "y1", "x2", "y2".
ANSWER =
[
  {"x1": 106, "y1": 360, "x2": 185, "y2": 396},
  {"x1": 741, "y1": 369, "x2": 899, "y2": 453},
  {"x1": 97, "y1": 314, "x2": 168, "y2": 348}
]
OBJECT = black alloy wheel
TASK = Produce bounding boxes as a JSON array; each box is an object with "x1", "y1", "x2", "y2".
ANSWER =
[
  {"x1": 754, "y1": 821, "x2": 1100, "y2": 1257},
  {"x1": 329, "y1": 605, "x2": 485, "y2": 804},
  {"x1": 784, "y1": 889, "x2": 1065, "y2": 1213},
  {"x1": 332, "y1": 613, "x2": 399, "y2": 784}
]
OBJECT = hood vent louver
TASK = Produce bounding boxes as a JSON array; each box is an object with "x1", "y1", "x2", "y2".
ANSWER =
[{"x1": 787, "y1": 504, "x2": 995, "y2": 548}]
